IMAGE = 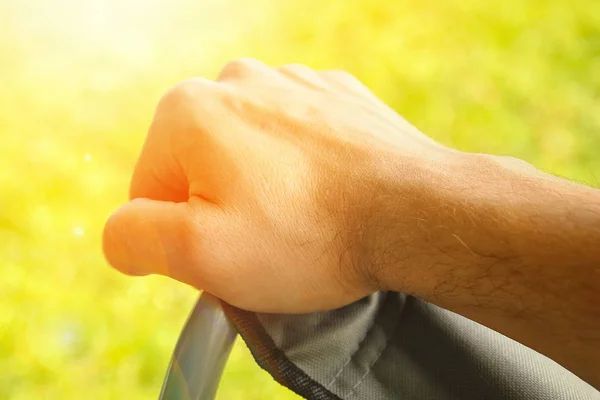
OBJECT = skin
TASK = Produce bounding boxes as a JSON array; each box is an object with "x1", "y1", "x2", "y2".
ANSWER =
[{"x1": 102, "y1": 59, "x2": 600, "y2": 387}]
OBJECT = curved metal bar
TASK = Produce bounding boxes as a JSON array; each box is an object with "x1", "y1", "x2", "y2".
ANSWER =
[{"x1": 159, "y1": 292, "x2": 237, "y2": 400}]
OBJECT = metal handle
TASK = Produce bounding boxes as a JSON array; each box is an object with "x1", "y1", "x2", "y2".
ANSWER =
[{"x1": 159, "y1": 292, "x2": 237, "y2": 400}]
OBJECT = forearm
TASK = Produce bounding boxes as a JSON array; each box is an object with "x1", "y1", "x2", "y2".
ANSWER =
[{"x1": 373, "y1": 152, "x2": 600, "y2": 385}]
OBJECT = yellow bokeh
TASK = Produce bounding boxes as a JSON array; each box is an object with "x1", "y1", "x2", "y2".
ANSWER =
[{"x1": 1, "y1": 0, "x2": 598, "y2": 399}]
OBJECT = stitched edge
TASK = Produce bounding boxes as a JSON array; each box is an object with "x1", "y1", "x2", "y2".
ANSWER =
[{"x1": 221, "y1": 301, "x2": 343, "y2": 400}]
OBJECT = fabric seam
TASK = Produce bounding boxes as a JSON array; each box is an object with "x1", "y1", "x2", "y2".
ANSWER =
[
  {"x1": 344, "y1": 312, "x2": 401, "y2": 399},
  {"x1": 324, "y1": 299, "x2": 384, "y2": 389}
]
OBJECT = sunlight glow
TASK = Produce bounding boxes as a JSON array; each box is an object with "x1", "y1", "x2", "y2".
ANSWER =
[
  {"x1": 2, "y1": 0, "x2": 245, "y2": 83},
  {"x1": 73, "y1": 226, "x2": 85, "y2": 237}
]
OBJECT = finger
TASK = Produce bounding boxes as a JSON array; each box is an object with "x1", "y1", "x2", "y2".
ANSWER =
[
  {"x1": 102, "y1": 198, "x2": 212, "y2": 289},
  {"x1": 216, "y1": 58, "x2": 275, "y2": 82},
  {"x1": 319, "y1": 70, "x2": 380, "y2": 101},
  {"x1": 320, "y1": 70, "x2": 443, "y2": 148},
  {"x1": 129, "y1": 78, "x2": 221, "y2": 203},
  {"x1": 278, "y1": 64, "x2": 328, "y2": 90},
  {"x1": 129, "y1": 141, "x2": 189, "y2": 202}
]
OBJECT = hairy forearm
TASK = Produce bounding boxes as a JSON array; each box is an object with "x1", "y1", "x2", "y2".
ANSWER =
[{"x1": 373, "y1": 152, "x2": 600, "y2": 385}]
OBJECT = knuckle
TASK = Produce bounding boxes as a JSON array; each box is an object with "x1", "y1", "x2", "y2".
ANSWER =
[
  {"x1": 218, "y1": 58, "x2": 265, "y2": 80},
  {"x1": 155, "y1": 78, "x2": 225, "y2": 128},
  {"x1": 156, "y1": 79, "x2": 208, "y2": 119},
  {"x1": 280, "y1": 64, "x2": 320, "y2": 79},
  {"x1": 280, "y1": 63, "x2": 310, "y2": 72},
  {"x1": 160, "y1": 78, "x2": 209, "y2": 108},
  {"x1": 324, "y1": 69, "x2": 353, "y2": 79}
]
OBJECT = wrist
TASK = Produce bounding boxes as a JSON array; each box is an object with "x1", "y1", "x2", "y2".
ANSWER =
[
  {"x1": 367, "y1": 149, "x2": 600, "y2": 307},
  {"x1": 358, "y1": 149, "x2": 488, "y2": 297},
  {"x1": 362, "y1": 151, "x2": 544, "y2": 300}
]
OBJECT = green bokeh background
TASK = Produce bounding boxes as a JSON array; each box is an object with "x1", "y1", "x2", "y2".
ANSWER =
[{"x1": 1, "y1": 0, "x2": 598, "y2": 399}]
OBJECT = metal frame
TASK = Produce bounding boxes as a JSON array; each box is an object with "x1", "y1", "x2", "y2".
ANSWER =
[{"x1": 159, "y1": 292, "x2": 237, "y2": 400}]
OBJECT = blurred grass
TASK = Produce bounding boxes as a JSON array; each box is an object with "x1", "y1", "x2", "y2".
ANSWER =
[{"x1": 0, "y1": 0, "x2": 598, "y2": 399}]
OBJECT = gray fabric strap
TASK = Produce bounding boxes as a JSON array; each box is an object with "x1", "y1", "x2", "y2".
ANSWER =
[{"x1": 248, "y1": 293, "x2": 599, "y2": 400}]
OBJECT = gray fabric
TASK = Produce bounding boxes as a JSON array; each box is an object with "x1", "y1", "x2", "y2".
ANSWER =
[{"x1": 256, "y1": 292, "x2": 599, "y2": 400}]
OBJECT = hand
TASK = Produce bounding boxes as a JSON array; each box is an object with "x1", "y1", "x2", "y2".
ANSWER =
[
  {"x1": 102, "y1": 59, "x2": 459, "y2": 313},
  {"x1": 103, "y1": 59, "x2": 600, "y2": 385}
]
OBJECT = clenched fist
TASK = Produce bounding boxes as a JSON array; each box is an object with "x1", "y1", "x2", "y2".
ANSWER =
[
  {"x1": 103, "y1": 59, "x2": 600, "y2": 385},
  {"x1": 102, "y1": 59, "x2": 460, "y2": 312}
]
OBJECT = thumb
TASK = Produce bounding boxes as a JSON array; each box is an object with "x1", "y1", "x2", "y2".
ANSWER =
[{"x1": 102, "y1": 198, "x2": 212, "y2": 288}]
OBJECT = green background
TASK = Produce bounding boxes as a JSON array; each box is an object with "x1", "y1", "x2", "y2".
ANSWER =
[{"x1": 1, "y1": 0, "x2": 598, "y2": 398}]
